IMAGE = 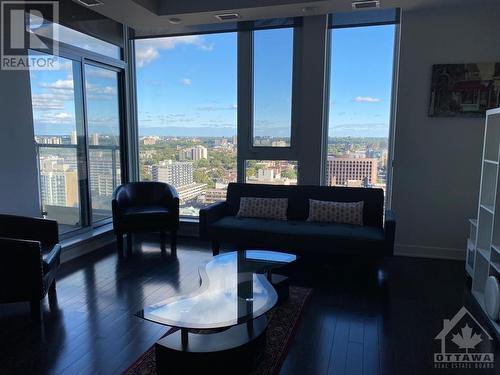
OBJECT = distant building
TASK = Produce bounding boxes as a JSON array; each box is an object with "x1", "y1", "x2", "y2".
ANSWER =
[
  {"x1": 179, "y1": 145, "x2": 208, "y2": 161},
  {"x1": 36, "y1": 136, "x2": 63, "y2": 145},
  {"x1": 152, "y1": 160, "x2": 194, "y2": 187},
  {"x1": 257, "y1": 168, "x2": 277, "y2": 182},
  {"x1": 143, "y1": 137, "x2": 159, "y2": 145},
  {"x1": 215, "y1": 138, "x2": 228, "y2": 146},
  {"x1": 89, "y1": 151, "x2": 118, "y2": 198},
  {"x1": 90, "y1": 133, "x2": 99, "y2": 146},
  {"x1": 39, "y1": 156, "x2": 78, "y2": 208},
  {"x1": 71, "y1": 131, "x2": 77, "y2": 145},
  {"x1": 271, "y1": 140, "x2": 287, "y2": 147},
  {"x1": 326, "y1": 156, "x2": 378, "y2": 187},
  {"x1": 204, "y1": 188, "x2": 227, "y2": 204},
  {"x1": 177, "y1": 183, "x2": 207, "y2": 203}
]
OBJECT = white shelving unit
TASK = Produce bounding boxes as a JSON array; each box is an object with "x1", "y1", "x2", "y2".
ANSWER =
[{"x1": 469, "y1": 107, "x2": 500, "y2": 336}]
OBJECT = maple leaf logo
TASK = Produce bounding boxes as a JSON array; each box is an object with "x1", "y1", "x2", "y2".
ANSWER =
[{"x1": 451, "y1": 324, "x2": 482, "y2": 353}]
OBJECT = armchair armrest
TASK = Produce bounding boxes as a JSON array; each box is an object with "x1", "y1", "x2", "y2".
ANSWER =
[
  {"x1": 384, "y1": 209, "x2": 396, "y2": 256},
  {"x1": 164, "y1": 184, "x2": 180, "y2": 226},
  {"x1": 0, "y1": 237, "x2": 44, "y2": 301},
  {"x1": 199, "y1": 201, "x2": 227, "y2": 240},
  {"x1": 165, "y1": 184, "x2": 179, "y2": 201},
  {"x1": 0, "y1": 214, "x2": 58, "y2": 246}
]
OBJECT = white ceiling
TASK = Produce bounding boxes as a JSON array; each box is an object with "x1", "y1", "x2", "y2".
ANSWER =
[{"x1": 79, "y1": 0, "x2": 499, "y2": 37}]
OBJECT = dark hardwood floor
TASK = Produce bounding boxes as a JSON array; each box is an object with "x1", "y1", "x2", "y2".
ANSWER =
[{"x1": 0, "y1": 236, "x2": 498, "y2": 375}]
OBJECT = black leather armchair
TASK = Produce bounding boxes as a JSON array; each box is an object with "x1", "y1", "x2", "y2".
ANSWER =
[
  {"x1": 112, "y1": 182, "x2": 179, "y2": 257},
  {"x1": 0, "y1": 214, "x2": 61, "y2": 321}
]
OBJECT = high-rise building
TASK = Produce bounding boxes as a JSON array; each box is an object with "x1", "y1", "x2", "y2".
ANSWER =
[
  {"x1": 191, "y1": 145, "x2": 208, "y2": 160},
  {"x1": 70, "y1": 131, "x2": 77, "y2": 145},
  {"x1": 39, "y1": 156, "x2": 78, "y2": 208},
  {"x1": 152, "y1": 160, "x2": 194, "y2": 187},
  {"x1": 326, "y1": 156, "x2": 378, "y2": 187},
  {"x1": 88, "y1": 151, "x2": 119, "y2": 199},
  {"x1": 179, "y1": 145, "x2": 208, "y2": 161},
  {"x1": 90, "y1": 133, "x2": 99, "y2": 146}
]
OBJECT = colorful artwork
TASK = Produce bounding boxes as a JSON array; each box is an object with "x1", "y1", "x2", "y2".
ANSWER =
[{"x1": 429, "y1": 63, "x2": 500, "y2": 117}]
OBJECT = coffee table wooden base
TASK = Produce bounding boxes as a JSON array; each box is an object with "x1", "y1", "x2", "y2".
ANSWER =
[{"x1": 155, "y1": 315, "x2": 268, "y2": 374}]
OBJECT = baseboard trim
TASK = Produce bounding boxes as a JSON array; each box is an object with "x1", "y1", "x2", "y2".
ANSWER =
[
  {"x1": 395, "y1": 244, "x2": 465, "y2": 261},
  {"x1": 61, "y1": 227, "x2": 115, "y2": 263}
]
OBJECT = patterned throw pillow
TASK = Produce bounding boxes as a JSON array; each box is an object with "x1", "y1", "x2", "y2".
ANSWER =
[
  {"x1": 307, "y1": 199, "x2": 364, "y2": 225},
  {"x1": 236, "y1": 197, "x2": 288, "y2": 220}
]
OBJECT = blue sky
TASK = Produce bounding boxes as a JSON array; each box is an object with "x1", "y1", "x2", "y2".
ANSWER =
[
  {"x1": 328, "y1": 25, "x2": 395, "y2": 137},
  {"x1": 30, "y1": 24, "x2": 395, "y2": 139},
  {"x1": 30, "y1": 55, "x2": 120, "y2": 137},
  {"x1": 135, "y1": 24, "x2": 395, "y2": 138}
]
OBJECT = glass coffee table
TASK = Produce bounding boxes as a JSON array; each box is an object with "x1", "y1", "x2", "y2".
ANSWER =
[{"x1": 137, "y1": 250, "x2": 297, "y2": 374}]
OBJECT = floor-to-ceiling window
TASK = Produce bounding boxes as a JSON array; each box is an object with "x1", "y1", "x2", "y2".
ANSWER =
[
  {"x1": 28, "y1": 16, "x2": 125, "y2": 234},
  {"x1": 135, "y1": 33, "x2": 237, "y2": 217},
  {"x1": 84, "y1": 64, "x2": 122, "y2": 223},
  {"x1": 135, "y1": 26, "x2": 300, "y2": 206},
  {"x1": 241, "y1": 26, "x2": 298, "y2": 185},
  {"x1": 30, "y1": 55, "x2": 83, "y2": 232},
  {"x1": 253, "y1": 28, "x2": 293, "y2": 148},
  {"x1": 325, "y1": 22, "x2": 397, "y2": 198}
]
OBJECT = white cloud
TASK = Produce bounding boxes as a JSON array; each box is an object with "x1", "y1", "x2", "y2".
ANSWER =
[
  {"x1": 135, "y1": 46, "x2": 159, "y2": 68},
  {"x1": 34, "y1": 111, "x2": 74, "y2": 125},
  {"x1": 39, "y1": 79, "x2": 74, "y2": 90},
  {"x1": 135, "y1": 35, "x2": 213, "y2": 67},
  {"x1": 31, "y1": 92, "x2": 74, "y2": 111},
  {"x1": 85, "y1": 83, "x2": 117, "y2": 100},
  {"x1": 180, "y1": 78, "x2": 192, "y2": 86},
  {"x1": 353, "y1": 96, "x2": 381, "y2": 103},
  {"x1": 85, "y1": 68, "x2": 116, "y2": 79}
]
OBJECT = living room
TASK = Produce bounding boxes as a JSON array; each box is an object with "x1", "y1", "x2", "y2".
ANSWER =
[{"x1": 1, "y1": 0, "x2": 500, "y2": 374}]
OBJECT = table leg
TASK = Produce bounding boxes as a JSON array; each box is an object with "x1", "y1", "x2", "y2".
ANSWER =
[{"x1": 181, "y1": 328, "x2": 188, "y2": 349}]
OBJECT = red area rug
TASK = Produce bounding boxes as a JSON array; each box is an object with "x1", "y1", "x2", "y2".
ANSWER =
[{"x1": 124, "y1": 286, "x2": 312, "y2": 375}]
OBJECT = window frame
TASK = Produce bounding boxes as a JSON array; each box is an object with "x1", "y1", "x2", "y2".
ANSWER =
[
  {"x1": 29, "y1": 22, "x2": 129, "y2": 239},
  {"x1": 323, "y1": 10, "x2": 401, "y2": 207},
  {"x1": 237, "y1": 26, "x2": 300, "y2": 183}
]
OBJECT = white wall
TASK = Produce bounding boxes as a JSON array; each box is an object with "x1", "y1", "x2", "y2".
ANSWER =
[
  {"x1": 392, "y1": 4, "x2": 500, "y2": 259},
  {"x1": 0, "y1": 69, "x2": 40, "y2": 217}
]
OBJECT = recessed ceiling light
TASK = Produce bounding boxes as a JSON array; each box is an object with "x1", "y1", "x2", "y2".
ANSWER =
[
  {"x1": 215, "y1": 13, "x2": 240, "y2": 21},
  {"x1": 168, "y1": 17, "x2": 182, "y2": 24},
  {"x1": 302, "y1": 7, "x2": 316, "y2": 13},
  {"x1": 352, "y1": 0, "x2": 380, "y2": 9}
]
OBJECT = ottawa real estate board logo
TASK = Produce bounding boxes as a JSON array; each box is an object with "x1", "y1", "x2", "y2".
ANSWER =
[
  {"x1": 434, "y1": 307, "x2": 494, "y2": 369},
  {"x1": 1, "y1": 1, "x2": 59, "y2": 70}
]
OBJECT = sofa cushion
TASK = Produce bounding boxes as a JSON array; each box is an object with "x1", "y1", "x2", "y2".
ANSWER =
[
  {"x1": 237, "y1": 197, "x2": 288, "y2": 220},
  {"x1": 121, "y1": 206, "x2": 171, "y2": 225},
  {"x1": 211, "y1": 216, "x2": 384, "y2": 243},
  {"x1": 307, "y1": 199, "x2": 363, "y2": 225}
]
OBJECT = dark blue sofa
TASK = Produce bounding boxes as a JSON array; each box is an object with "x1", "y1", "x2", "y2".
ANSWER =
[{"x1": 199, "y1": 183, "x2": 396, "y2": 257}]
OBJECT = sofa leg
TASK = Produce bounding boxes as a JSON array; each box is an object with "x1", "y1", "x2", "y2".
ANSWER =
[
  {"x1": 171, "y1": 231, "x2": 177, "y2": 257},
  {"x1": 212, "y1": 241, "x2": 220, "y2": 256},
  {"x1": 159, "y1": 231, "x2": 166, "y2": 255},
  {"x1": 116, "y1": 234, "x2": 124, "y2": 258},
  {"x1": 30, "y1": 299, "x2": 42, "y2": 323}
]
